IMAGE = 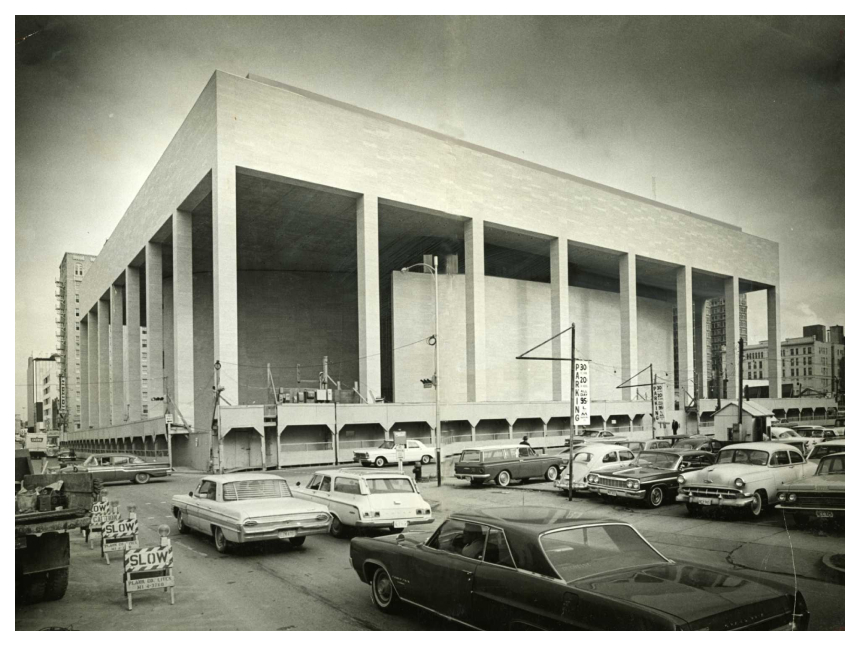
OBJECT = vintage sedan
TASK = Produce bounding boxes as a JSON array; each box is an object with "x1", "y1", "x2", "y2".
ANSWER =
[
  {"x1": 172, "y1": 473, "x2": 331, "y2": 553},
  {"x1": 586, "y1": 450, "x2": 715, "y2": 508},
  {"x1": 677, "y1": 443, "x2": 815, "y2": 519},
  {"x1": 292, "y1": 468, "x2": 432, "y2": 537},
  {"x1": 455, "y1": 444, "x2": 562, "y2": 487},
  {"x1": 353, "y1": 439, "x2": 434, "y2": 468},
  {"x1": 775, "y1": 452, "x2": 844, "y2": 527},
  {"x1": 793, "y1": 426, "x2": 840, "y2": 446},
  {"x1": 59, "y1": 453, "x2": 171, "y2": 484},
  {"x1": 349, "y1": 506, "x2": 810, "y2": 630},
  {"x1": 806, "y1": 439, "x2": 846, "y2": 465},
  {"x1": 619, "y1": 438, "x2": 674, "y2": 454},
  {"x1": 554, "y1": 444, "x2": 636, "y2": 493}
]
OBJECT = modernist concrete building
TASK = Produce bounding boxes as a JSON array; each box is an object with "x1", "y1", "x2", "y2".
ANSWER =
[{"x1": 67, "y1": 71, "x2": 785, "y2": 470}]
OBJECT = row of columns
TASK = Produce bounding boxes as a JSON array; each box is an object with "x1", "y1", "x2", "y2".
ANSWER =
[{"x1": 78, "y1": 177, "x2": 783, "y2": 434}]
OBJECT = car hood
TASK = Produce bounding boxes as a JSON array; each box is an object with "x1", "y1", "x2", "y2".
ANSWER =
[
  {"x1": 572, "y1": 563, "x2": 792, "y2": 627},
  {"x1": 779, "y1": 473, "x2": 845, "y2": 492},
  {"x1": 173, "y1": 495, "x2": 329, "y2": 519},
  {"x1": 683, "y1": 464, "x2": 760, "y2": 485}
]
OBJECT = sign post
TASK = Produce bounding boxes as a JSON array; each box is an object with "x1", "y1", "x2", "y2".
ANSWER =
[
  {"x1": 570, "y1": 354, "x2": 590, "y2": 502},
  {"x1": 653, "y1": 381, "x2": 666, "y2": 436}
]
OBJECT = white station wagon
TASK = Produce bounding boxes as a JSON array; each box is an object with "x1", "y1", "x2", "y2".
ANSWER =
[
  {"x1": 172, "y1": 473, "x2": 331, "y2": 553},
  {"x1": 353, "y1": 439, "x2": 434, "y2": 468},
  {"x1": 555, "y1": 443, "x2": 637, "y2": 493},
  {"x1": 292, "y1": 468, "x2": 433, "y2": 538}
]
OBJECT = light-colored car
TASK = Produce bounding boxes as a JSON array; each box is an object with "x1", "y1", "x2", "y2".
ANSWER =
[
  {"x1": 806, "y1": 439, "x2": 845, "y2": 466},
  {"x1": 292, "y1": 468, "x2": 433, "y2": 538},
  {"x1": 617, "y1": 439, "x2": 674, "y2": 455},
  {"x1": 677, "y1": 442, "x2": 815, "y2": 519},
  {"x1": 792, "y1": 426, "x2": 839, "y2": 448},
  {"x1": 555, "y1": 443, "x2": 636, "y2": 493},
  {"x1": 353, "y1": 440, "x2": 434, "y2": 468},
  {"x1": 171, "y1": 473, "x2": 331, "y2": 553}
]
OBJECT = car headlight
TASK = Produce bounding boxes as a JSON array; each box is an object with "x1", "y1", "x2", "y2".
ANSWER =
[
  {"x1": 777, "y1": 493, "x2": 786, "y2": 502},
  {"x1": 625, "y1": 479, "x2": 639, "y2": 490},
  {"x1": 587, "y1": 474, "x2": 597, "y2": 483},
  {"x1": 734, "y1": 478, "x2": 745, "y2": 489},
  {"x1": 788, "y1": 493, "x2": 797, "y2": 503},
  {"x1": 677, "y1": 475, "x2": 685, "y2": 485}
]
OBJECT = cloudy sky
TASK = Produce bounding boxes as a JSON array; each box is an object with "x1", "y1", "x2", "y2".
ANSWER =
[{"x1": 14, "y1": 15, "x2": 845, "y2": 417}]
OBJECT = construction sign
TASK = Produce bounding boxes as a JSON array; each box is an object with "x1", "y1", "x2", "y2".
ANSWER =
[
  {"x1": 653, "y1": 382, "x2": 666, "y2": 422},
  {"x1": 573, "y1": 361, "x2": 590, "y2": 426},
  {"x1": 102, "y1": 519, "x2": 139, "y2": 562},
  {"x1": 124, "y1": 544, "x2": 175, "y2": 610}
]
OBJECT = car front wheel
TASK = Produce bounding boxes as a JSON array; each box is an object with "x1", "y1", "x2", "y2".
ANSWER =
[
  {"x1": 374, "y1": 456, "x2": 386, "y2": 468},
  {"x1": 645, "y1": 486, "x2": 665, "y2": 509},
  {"x1": 747, "y1": 490, "x2": 768, "y2": 519},
  {"x1": 370, "y1": 567, "x2": 401, "y2": 614}
]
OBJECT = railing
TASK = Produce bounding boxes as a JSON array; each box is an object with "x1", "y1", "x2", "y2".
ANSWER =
[
  {"x1": 698, "y1": 421, "x2": 715, "y2": 428},
  {"x1": 79, "y1": 448, "x2": 169, "y2": 459}
]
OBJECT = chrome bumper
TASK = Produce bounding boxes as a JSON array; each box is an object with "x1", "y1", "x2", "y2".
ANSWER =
[
  {"x1": 588, "y1": 486, "x2": 645, "y2": 500},
  {"x1": 676, "y1": 492, "x2": 751, "y2": 508},
  {"x1": 555, "y1": 479, "x2": 589, "y2": 490},
  {"x1": 455, "y1": 473, "x2": 492, "y2": 480},
  {"x1": 774, "y1": 505, "x2": 844, "y2": 516},
  {"x1": 355, "y1": 516, "x2": 434, "y2": 529},
  {"x1": 239, "y1": 520, "x2": 331, "y2": 542}
]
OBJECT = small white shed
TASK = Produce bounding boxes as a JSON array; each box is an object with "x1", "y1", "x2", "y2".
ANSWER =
[{"x1": 712, "y1": 400, "x2": 774, "y2": 443}]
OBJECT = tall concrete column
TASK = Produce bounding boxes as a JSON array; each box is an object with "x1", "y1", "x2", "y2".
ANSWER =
[
  {"x1": 80, "y1": 317, "x2": 89, "y2": 430},
  {"x1": 724, "y1": 276, "x2": 740, "y2": 399},
  {"x1": 465, "y1": 219, "x2": 487, "y2": 402},
  {"x1": 767, "y1": 286, "x2": 782, "y2": 398},
  {"x1": 110, "y1": 285, "x2": 125, "y2": 424},
  {"x1": 550, "y1": 237, "x2": 570, "y2": 401},
  {"x1": 694, "y1": 299, "x2": 708, "y2": 400},
  {"x1": 125, "y1": 266, "x2": 142, "y2": 421},
  {"x1": 676, "y1": 267, "x2": 694, "y2": 420},
  {"x1": 88, "y1": 308, "x2": 99, "y2": 427},
  {"x1": 163, "y1": 281, "x2": 174, "y2": 407},
  {"x1": 619, "y1": 253, "x2": 638, "y2": 401},
  {"x1": 173, "y1": 210, "x2": 196, "y2": 429},
  {"x1": 145, "y1": 243, "x2": 164, "y2": 418},
  {"x1": 356, "y1": 194, "x2": 382, "y2": 400},
  {"x1": 212, "y1": 166, "x2": 240, "y2": 404},
  {"x1": 98, "y1": 298, "x2": 110, "y2": 427}
]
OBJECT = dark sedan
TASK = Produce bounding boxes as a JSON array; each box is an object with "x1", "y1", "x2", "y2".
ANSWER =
[
  {"x1": 586, "y1": 450, "x2": 715, "y2": 508},
  {"x1": 671, "y1": 437, "x2": 723, "y2": 453},
  {"x1": 349, "y1": 506, "x2": 809, "y2": 630}
]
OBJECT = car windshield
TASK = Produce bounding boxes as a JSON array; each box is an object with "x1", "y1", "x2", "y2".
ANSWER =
[
  {"x1": 634, "y1": 452, "x2": 679, "y2": 470},
  {"x1": 672, "y1": 440, "x2": 701, "y2": 450},
  {"x1": 817, "y1": 454, "x2": 845, "y2": 476},
  {"x1": 808, "y1": 444, "x2": 845, "y2": 461},
  {"x1": 378, "y1": 441, "x2": 395, "y2": 449},
  {"x1": 795, "y1": 429, "x2": 824, "y2": 438},
  {"x1": 540, "y1": 524, "x2": 666, "y2": 582},
  {"x1": 366, "y1": 478, "x2": 416, "y2": 494},
  {"x1": 222, "y1": 479, "x2": 293, "y2": 502},
  {"x1": 572, "y1": 452, "x2": 592, "y2": 463},
  {"x1": 775, "y1": 429, "x2": 799, "y2": 438},
  {"x1": 716, "y1": 449, "x2": 769, "y2": 466},
  {"x1": 580, "y1": 431, "x2": 601, "y2": 437},
  {"x1": 460, "y1": 450, "x2": 482, "y2": 462}
]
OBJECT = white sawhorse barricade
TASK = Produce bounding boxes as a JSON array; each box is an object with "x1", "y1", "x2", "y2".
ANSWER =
[{"x1": 123, "y1": 539, "x2": 175, "y2": 611}]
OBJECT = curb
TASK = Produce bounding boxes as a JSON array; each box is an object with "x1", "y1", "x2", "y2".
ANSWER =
[{"x1": 821, "y1": 553, "x2": 845, "y2": 584}]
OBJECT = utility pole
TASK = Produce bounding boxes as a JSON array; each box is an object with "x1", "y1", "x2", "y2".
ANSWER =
[
  {"x1": 738, "y1": 338, "x2": 744, "y2": 437},
  {"x1": 715, "y1": 352, "x2": 722, "y2": 412},
  {"x1": 214, "y1": 360, "x2": 225, "y2": 473},
  {"x1": 568, "y1": 323, "x2": 576, "y2": 502}
]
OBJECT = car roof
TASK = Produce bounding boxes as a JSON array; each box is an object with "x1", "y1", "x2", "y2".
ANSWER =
[
  {"x1": 815, "y1": 440, "x2": 846, "y2": 447},
  {"x1": 639, "y1": 448, "x2": 711, "y2": 457},
  {"x1": 311, "y1": 468, "x2": 413, "y2": 479},
  {"x1": 450, "y1": 506, "x2": 632, "y2": 578},
  {"x1": 200, "y1": 473, "x2": 287, "y2": 483},
  {"x1": 722, "y1": 442, "x2": 800, "y2": 452},
  {"x1": 463, "y1": 444, "x2": 524, "y2": 451},
  {"x1": 572, "y1": 443, "x2": 628, "y2": 455}
]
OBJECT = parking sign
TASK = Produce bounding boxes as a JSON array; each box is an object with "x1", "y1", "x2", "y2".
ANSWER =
[{"x1": 573, "y1": 361, "x2": 590, "y2": 426}]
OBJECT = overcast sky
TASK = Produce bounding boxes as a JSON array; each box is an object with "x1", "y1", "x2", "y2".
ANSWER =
[{"x1": 14, "y1": 15, "x2": 845, "y2": 418}]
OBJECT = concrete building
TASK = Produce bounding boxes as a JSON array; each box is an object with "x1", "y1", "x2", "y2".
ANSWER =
[
  {"x1": 704, "y1": 295, "x2": 748, "y2": 398},
  {"x1": 56, "y1": 253, "x2": 97, "y2": 430},
  {"x1": 26, "y1": 355, "x2": 62, "y2": 446},
  {"x1": 744, "y1": 334, "x2": 845, "y2": 397},
  {"x1": 67, "y1": 71, "x2": 784, "y2": 470}
]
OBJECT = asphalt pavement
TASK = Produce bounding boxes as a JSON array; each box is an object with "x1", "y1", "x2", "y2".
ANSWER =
[{"x1": 15, "y1": 466, "x2": 845, "y2": 631}]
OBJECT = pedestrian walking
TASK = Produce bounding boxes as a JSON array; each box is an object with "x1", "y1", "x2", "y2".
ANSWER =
[{"x1": 671, "y1": 419, "x2": 680, "y2": 435}]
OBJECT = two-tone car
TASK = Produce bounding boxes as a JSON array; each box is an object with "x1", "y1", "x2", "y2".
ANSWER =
[
  {"x1": 454, "y1": 444, "x2": 562, "y2": 487},
  {"x1": 60, "y1": 453, "x2": 171, "y2": 484},
  {"x1": 172, "y1": 473, "x2": 331, "y2": 553},
  {"x1": 292, "y1": 468, "x2": 433, "y2": 537},
  {"x1": 349, "y1": 506, "x2": 810, "y2": 630},
  {"x1": 775, "y1": 452, "x2": 844, "y2": 528},
  {"x1": 353, "y1": 439, "x2": 434, "y2": 468},
  {"x1": 586, "y1": 449, "x2": 715, "y2": 508},
  {"x1": 806, "y1": 439, "x2": 846, "y2": 466},
  {"x1": 555, "y1": 443, "x2": 636, "y2": 494},
  {"x1": 676, "y1": 443, "x2": 815, "y2": 519}
]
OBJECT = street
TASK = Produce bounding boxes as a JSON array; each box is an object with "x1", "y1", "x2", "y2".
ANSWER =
[{"x1": 15, "y1": 466, "x2": 845, "y2": 631}]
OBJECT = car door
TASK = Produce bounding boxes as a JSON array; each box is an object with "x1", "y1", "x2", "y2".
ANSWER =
[
  {"x1": 769, "y1": 450, "x2": 796, "y2": 487},
  {"x1": 405, "y1": 441, "x2": 421, "y2": 463},
  {"x1": 88, "y1": 455, "x2": 117, "y2": 481},
  {"x1": 409, "y1": 519, "x2": 484, "y2": 621},
  {"x1": 189, "y1": 480, "x2": 217, "y2": 532},
  {"x1": 111, "y1": 455, "x2": 132, "y2": 481},
  {"x1": 331, "y1": 477, "x2": 363, "y2": 526},
  {"x1": 617, "y1": 449, "x2": 636, "y2": 468}
]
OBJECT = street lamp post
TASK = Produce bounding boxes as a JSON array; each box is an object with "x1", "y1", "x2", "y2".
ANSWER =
[{"x1": 401, "y1": 257, "x2": 442, "y2": 487}]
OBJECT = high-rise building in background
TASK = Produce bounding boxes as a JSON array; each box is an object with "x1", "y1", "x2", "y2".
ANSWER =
[
  {"x1": 703, "y1": 295, "x2": 747, "y2": 398},
  {"x1": 26, "y1": 355, "x2": 62, "y2": 447},
  {"x1": 56, "y1": 253, "x2": 97, "y2": 430}
]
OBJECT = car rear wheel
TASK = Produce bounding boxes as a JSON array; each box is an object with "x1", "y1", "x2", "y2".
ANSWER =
[
  {"x1": 329, "y1": 516, "x2": 349, "y2": 538},
  {"x1": 176, "y1": 510, "x2": 191, "y2": 534},
  {"x1": 747, "y1": 490, "x2": 767, "y2": 519},
  {"x1": 421, "y1": 454, "x2": 431, "y2": 465},
  {"x1": 370, "y1": 567, "x2": 401, "y2": 614},
  {"x1": 545, "y1": 465, "x2": 559, "y2": 482},
  {"x1": 645, "y1": 486, "x2": 665, "y2": 509},
  {"x1": 288, "y1": 536, "x2": 306, "y2": 547},
  {"x1": 134, "y1": 473, "x2": 151, "y2": 485},
  {"x1": 374, "y1": 456, "x2": 386, "y2": 468},
  {"x1": 496, "y1": 470, "x2": 512, "y2": 487},
  {"x1": 213, "y1": 526, "x2": 232, "y2": 554}
]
